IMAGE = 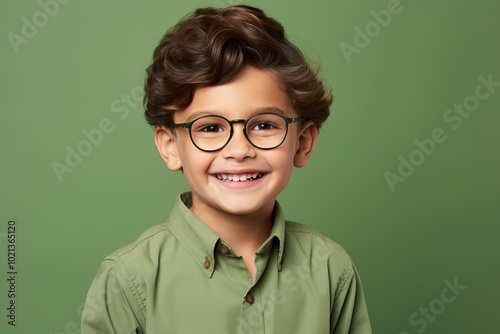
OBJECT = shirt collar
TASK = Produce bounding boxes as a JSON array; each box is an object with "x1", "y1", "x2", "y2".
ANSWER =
[{"x1": 166, "y1": 192, "x2": 286, "y2": 278}]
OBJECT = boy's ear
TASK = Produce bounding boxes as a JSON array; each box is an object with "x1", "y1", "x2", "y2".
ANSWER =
[
  {"x1": 294, "y1": 120, "x2": 318, "y2": 168},
  {"x1": 154, "y1": 126, "x2": 183, "y2": 171}
]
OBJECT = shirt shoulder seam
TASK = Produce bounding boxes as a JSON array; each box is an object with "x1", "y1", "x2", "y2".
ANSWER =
[
  {"x1": 106, "y1": 224, "x2": 169, "y2": 259},
  {"x1": 285, "y1": 221, "x2": 355, "y2": 298},
  {"x1": 285, "y1": 221, "x2": 350, "y2": 259}
]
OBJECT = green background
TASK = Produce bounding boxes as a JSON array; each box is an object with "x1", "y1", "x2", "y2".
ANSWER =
[{"x1": 1, "y1": 0, "x2": 499, "y2": 333}]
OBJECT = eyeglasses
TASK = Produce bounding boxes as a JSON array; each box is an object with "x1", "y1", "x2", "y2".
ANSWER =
[{"x1": 172, "y1": 112, "x2": 303, "y2": 152}]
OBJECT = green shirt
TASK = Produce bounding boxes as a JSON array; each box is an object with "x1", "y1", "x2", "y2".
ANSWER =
[{"x1": 81, "y1": 192, "x2": 371, "y2": 333}]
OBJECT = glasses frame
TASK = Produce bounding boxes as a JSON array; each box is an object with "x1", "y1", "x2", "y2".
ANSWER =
[{"x1": 172, "y1": 112, "x2": 303, "y2": 152}]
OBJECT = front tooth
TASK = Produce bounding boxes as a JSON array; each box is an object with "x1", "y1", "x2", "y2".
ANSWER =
[{"x1": 221, "y1": 173, "x2": 264, "y2": 181}]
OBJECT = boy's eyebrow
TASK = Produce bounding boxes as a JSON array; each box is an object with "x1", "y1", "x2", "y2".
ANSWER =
[
  {"x1": 253, "y1": 106, "x2": 290, "y2": 116},
  {"x1": 185, "y1": 110, "x2": 218, "y2": 121},
  {"x1": 186, "y1": 106, "x2": 291, "y2": 120}
]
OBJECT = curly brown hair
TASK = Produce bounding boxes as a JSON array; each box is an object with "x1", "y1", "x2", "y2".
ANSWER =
[{"x1": 144, "y1": 5, "x2": 332, "y2": 130}]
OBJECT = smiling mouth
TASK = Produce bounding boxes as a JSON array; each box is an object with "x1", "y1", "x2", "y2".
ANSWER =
[{"x1": 215, "y1": 172, "x2": 265, "y2": 182}]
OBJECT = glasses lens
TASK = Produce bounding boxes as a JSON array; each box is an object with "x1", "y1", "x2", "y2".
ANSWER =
[
  {"x1": 246, "y1": 113, "x2": 287, "y2": 149},
  {"x1": 190, "y1": 116, "x2": 231, "y2": 151}
]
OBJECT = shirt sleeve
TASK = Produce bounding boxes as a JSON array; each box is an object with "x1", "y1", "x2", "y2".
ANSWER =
[
  {"x1": 330, "y1": 265, "x2": 372, "y2": 334},
  {"x1": 81, "y1": 259, "x2": 145, "y2": 334}
]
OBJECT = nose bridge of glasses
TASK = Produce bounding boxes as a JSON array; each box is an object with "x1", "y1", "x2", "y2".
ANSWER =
[
  {"x1": 226, "y1": 118, "x2": 248, "y2": 140},
  {"x1": 229, "y1": 119, "x2": 247, "y2": 127},
  {"x1": 227, "y1": 119, "x2": 248, "y2": 135},
  {"x1": 220, "y1": 118, "x2": 257, "y2": 151}
]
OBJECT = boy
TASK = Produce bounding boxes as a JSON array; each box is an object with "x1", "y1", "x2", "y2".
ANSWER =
[{"x1": 81, "y1": 5, "x2": 371, "y2": 334}]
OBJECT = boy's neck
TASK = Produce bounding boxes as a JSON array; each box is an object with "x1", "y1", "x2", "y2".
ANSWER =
[{"x1": 190, "y1": 197, "x2": 275, "y2": 261}]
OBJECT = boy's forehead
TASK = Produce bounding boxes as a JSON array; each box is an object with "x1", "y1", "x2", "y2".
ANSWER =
[{"x1": 173, "y1": 66, "x2": 295, "y2": 121}]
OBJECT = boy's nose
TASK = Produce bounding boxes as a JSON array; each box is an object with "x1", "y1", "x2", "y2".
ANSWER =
[{"x1": 221, "y1": 124, "x2": 256, "y2": 160}]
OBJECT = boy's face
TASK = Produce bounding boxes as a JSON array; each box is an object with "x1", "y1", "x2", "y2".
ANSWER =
[{"x1": 155, "y1": 66, "x2": 317, "y2": 219}]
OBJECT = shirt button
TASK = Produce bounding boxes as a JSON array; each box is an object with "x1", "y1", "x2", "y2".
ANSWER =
[
  {"x1": 220, "y1": 244, "x2": 230, "y2": 254},
  {"x1": 203, "y1": 260, "x2": 211, "y2": 269},
  {"x1": 245, "y1": 293, "x2": 255, "y2": 305}
]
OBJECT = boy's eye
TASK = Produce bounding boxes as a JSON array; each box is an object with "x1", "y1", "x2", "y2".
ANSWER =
[
  {"x1": 247, "y1": 113, "x2": 285, "y2": 134},
  {"x1": 251, "y1": 122, "x2": 277, "y2": 131},
  {"x1": 199, "y1": 124, "x2": 224, "y2": 132},
  {"x1": 192, "y1": 117, "x2": 228, "y2": 133}
]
